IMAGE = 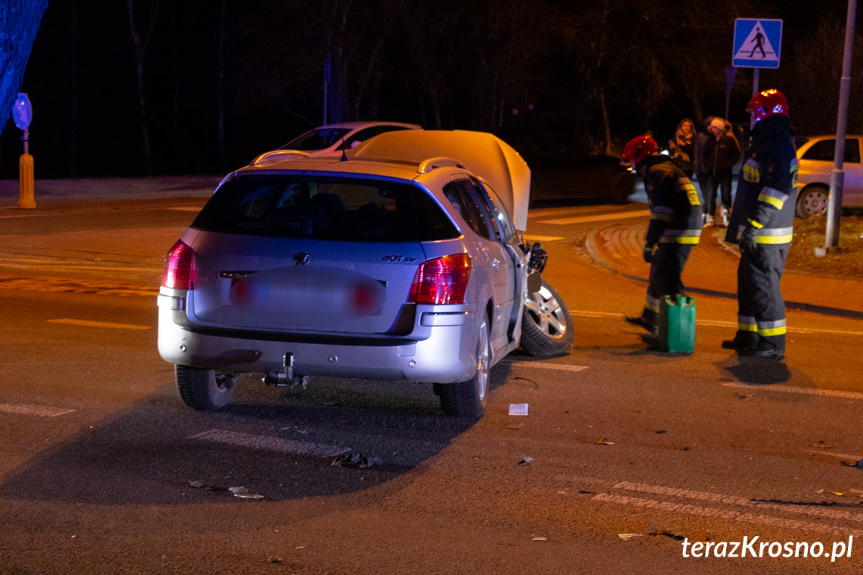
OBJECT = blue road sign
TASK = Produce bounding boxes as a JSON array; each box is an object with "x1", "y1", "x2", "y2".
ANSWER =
[{"x1": 732, "y1": 18, "x2": 782, "y2": 69}]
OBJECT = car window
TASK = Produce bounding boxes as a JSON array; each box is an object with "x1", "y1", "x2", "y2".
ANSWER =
[
  {"x1": 802, "y1": 139, "x2": 861, "y2": 163},
  {"x1": 193, "y1": 175, "x2": 458, "y2": 242},
  {"x1": 283, "y1": 128, "x2": 351, "y2": 151},
  {"x1": 444, "y1": 180, "x2": 499, "y2": 240},
  {"x1": 480, "y1": 182, "x2": 520, "y2": 245}
]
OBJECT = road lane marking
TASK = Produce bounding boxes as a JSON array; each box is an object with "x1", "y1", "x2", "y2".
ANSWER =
[
  {"x1": 723, "y1": 382, "x2": 863, "y2": 401},
  {"x1": 509, "y1": 361, "x2": 588, "y2": 373},
  {"x1": 190, "y1": 429, "x2": 352, "y2": 458},
  {"x1": 524, "y1": 234, "x2": 566, "y2": 242},
  {"x1": 593, "y1": 493, "x2": 862, "y2": 537},
  {"x1": 592, "y1": 481, "x2": 863, "y2": 537},
  {"x1": 47, "y1": 318, "x2": 150, "y2": 330},
  {"x1": 572, "y1": 310, "x2": 863, "y2": 336},
  {"x1": 0, "y1": 403, "x2": 75, "y2": 417},
  {"x1": 537, "y1": 210, "x2": 651, "y2": 225}
]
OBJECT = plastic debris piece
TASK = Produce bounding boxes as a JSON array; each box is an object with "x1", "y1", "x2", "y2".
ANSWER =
[
  {"x1": 509, "y1": 403, "x2": 529, "y2": 416},
  {"x1": 518, "y1": 456, "x2": 533, "y2": 466},
  {"x1": 618, "y1": 533, "x2": 644, "y2": 540},
  {"x1": 332, "y1": 452, "x2": 381, "y2": 469},
  {"x1": 266, "y1": 557, "x2": 284, "y2": 564},
  {"x1": 229, "y1": 486, "x2": 265, "y2": 499},
  {"x1": 596, "y1": 438, "x2": 615, "y2": 446},
  {"x1": 532, "y1": 536, "x2": 547, "y2": 542}
]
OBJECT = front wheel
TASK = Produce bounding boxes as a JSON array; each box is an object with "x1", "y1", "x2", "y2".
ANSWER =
[
  {"x1": 175, "y1": 365, "x2": 236, "y2": 411},
  {"x1": 436, "y1": 317, "x2": 490, "y2": 418},
  {"x1": 521, "y1": 279, "x2": 574, "y2": 356}
]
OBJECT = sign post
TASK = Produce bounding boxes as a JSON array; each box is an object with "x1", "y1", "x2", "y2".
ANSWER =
[{"x1": 12, "y1": 93, "x2": 35, "y2": 209}]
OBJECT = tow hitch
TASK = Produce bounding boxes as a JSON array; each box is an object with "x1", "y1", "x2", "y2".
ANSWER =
[{"x1": 262, "y1": 352, "x2": 308, "y2": 388}]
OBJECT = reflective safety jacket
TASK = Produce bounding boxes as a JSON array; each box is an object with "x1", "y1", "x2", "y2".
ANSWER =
[
  {"x1": 642, "y1": 155, "x2": 704, "y2": 248},
  {"x1": 725, "y1": 116, "x2": 798, "y2": 246}
]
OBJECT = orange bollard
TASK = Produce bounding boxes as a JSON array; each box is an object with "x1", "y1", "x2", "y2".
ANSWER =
[{"x1": 18, "y1": 153, "x2": 35, "y2": 209}]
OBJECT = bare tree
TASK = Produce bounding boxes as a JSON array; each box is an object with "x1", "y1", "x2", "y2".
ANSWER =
[
  {"x1": 126, "y1": 0, "x2": 159, "y2": 175},
  {"x1": 0, "y1": 0, "x2": 49, "y2": 140}
]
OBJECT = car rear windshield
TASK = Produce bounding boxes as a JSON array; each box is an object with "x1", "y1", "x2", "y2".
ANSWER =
[{"x1": 191, "y1": 174, "x2": 459, "y2": 242}]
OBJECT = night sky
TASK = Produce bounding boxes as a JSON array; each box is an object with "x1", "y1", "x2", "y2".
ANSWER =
[{"x1": 0, "y1": 0, "x2": 857, "y2": 180}]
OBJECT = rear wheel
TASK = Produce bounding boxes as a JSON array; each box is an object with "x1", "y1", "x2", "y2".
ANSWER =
[
  {"x1": 796, "y1": 185, "x2": 829, "y2": 218},
  {"x1": 175, "y1": 365, "x2": 235, "y2": 410},
  {"x1": 436, "y1": 317, "x2": 490, "y2": 418},
  {"x1": 521, "y1": 279, "x2": 574, "y2": 356}
]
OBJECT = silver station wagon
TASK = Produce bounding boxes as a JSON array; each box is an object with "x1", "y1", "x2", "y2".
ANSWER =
[{"x1": 158, "y1": 130, "x2": 573, "y2": 418}]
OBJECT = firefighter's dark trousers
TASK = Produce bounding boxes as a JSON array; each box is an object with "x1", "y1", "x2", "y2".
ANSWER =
[
  {"x1": 735, "y1": 244, "x2": 788, "y2": 353},
  {"x1": 641, "y1": 243, "x2": 694, "y2": 327}
]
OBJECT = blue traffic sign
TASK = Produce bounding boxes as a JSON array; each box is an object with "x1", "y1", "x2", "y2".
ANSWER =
[{"x1": 732, "y1": 18, "x2": 782, "y2": 69}]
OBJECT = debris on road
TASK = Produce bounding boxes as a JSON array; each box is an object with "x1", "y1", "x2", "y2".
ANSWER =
[
  {"x1": 509, "y1": 403, "x2": 529, "y2": 416},
  {"x1": 518, "y1": 456, "x2": 534, "y2": 466},
  {"x1": 332, "y1": 452, "x2": 382, "y2": 469},
  {"x1": 188, "y1": 480, "x2": 264, "y2": 500}
]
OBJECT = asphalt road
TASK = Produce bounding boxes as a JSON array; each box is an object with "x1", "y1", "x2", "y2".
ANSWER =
[{"x1": 2, "y1": 183, "x2": 863, "y2": 574}]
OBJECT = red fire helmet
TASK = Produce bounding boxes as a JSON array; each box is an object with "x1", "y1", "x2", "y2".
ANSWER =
[
  {"x1": 747, "y1": 89, "x2": 789, "y2": 122},
  {"x1": 621, "y1": 134, "x2": 657, "y2": 165}
]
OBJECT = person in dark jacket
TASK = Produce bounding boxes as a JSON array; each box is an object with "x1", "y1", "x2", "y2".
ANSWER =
[
  {"x1": 722, "y1": 89, "x2": 798, "y2": 360},
  {"x1": 707, "y1": 117, "x2": 740, "y2": 227},
  {"x1": 668, "y1": 118, "x2": 695, "y2": 177},
  {"x1": 621, "y1": 134, "x2": 704, "y2": 333},
  {"x1": 694, "y1": 117, "x2": 716, "y2": 226}
]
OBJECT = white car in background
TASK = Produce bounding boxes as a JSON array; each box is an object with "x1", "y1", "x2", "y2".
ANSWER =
[
  {"x1": 251, "y1": 121, "x2": 421, "y2": 165},
  {"x1": 795, "y1": 134, "x2": 863, "y2": 218}
]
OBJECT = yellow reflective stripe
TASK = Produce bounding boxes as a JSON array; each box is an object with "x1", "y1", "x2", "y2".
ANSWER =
[
  {"x1": 659, "y1": 235, "x2": 701, "y2": 244},
  {"x1": 758, "y1": 186, "x2": 788, "y2": 210},
  {"x1": 651, "y1": 213, "x2": 673, "y2": 222},
  {"x1": 747, "y1": 218, "x2": 764, "y2": 229},
  {"x1": 756, "y1": 234, "x2": 793, "y2": 244},
  {"x1": 742, "y1": 159, "x2": 760, "y2": 183},
  {"x1": 645, "y1": 294, "x2": 660, "y2": 313},
  {"x1": 660, "y1": 228, "x2": 702, "y2": 244},
  {"x1": 680, "y1": 180, "x2": 701, "y2": 205},
  {"x1": 738, "y1": 321, "x2": 758, "y2": 333},
  {"x1": 758, "y1": 319, "x2": 786, "y2": 336}
]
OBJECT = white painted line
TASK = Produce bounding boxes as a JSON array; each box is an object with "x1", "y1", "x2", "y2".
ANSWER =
[
  {"x1": 524, "y1": 234, "x2": 566, "y2": 242},
  {"x1": 0, "y1": 403, "x2": 75, "y2": 417},
  {"x1": 538, "y1": 210, "x2": 650, "y2": 225},
  {"x1": 723, "y1": 382, "x2": 863, "y2": 401},
  {"x1": 47, "y1": 319, "x2": 150, "y2": 330},
  {"x1": 509, "y1": 361, "x2": 588, "y2": 373},
  {"x1": 573, "y1": 310, "x2": 863, "y2": 336},
  {"x1": 592, "y1": 492, "x2": 862, "y2": 537},
  {"x1": 614, "y1": 481, "x2": 863, "y2": 524},
  {"x1": 191, "y1": 429, "x2": 351, "y2": 458}
]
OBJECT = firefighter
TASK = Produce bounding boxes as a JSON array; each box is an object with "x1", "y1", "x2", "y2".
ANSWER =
[
  {"x1": 722, "y1": 89, "x2": 798, "y2": 360},
  {"x1": 622, "y1": 134, "x2": 704, "y2": 333}
]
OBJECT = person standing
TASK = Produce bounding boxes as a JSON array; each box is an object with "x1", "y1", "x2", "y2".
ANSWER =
[
  {"x1": 722, "y1": 89, "x2": 798, "y2": 360},
  {"x1": 693, "y1": 117, "x2": 716, "y2": 226},
  {"x1": 621, "y1": 135, "x2": 704, "y2": 333},
  {"x1": 707, "y1": 117, "x2": 740, "y2": 227},
  {"x1": 668, "y1": 118, "x2": 695, "y2": 177}
]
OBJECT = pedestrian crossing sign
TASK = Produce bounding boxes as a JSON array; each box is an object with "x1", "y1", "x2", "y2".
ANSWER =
[{"x1": 732, "y1": 18, "x2": 782, "y2": 69}]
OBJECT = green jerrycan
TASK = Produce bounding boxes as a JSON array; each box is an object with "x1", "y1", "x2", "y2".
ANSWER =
[{"x1": 658, "y1": 295, "x2": 695, "y2": 353}]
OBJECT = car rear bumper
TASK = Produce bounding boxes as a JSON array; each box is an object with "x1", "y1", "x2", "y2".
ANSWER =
[{"x1": 157, "y1": 299, "x2": 479, "y2": 383}]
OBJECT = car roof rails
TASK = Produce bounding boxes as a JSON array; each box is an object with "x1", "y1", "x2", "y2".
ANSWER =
[{"x1": 416, "y1": 156, "x2": 468, "y2": 174}]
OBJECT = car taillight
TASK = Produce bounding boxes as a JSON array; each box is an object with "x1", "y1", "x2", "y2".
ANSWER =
[
  {"x1": 162, "y1": 240, "x2": 196, "y2": 290},
  {"x1": 409, "y1": 254, "x2": 471, "y2": 304}
]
